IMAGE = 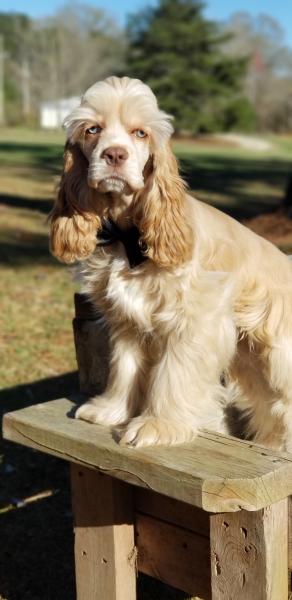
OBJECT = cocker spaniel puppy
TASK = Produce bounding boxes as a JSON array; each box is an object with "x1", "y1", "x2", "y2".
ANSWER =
[{"x1": 50, "y1": 76, "x2": 292, "y2": 450}]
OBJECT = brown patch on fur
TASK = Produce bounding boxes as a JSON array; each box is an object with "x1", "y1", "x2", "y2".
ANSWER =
[
  {"x1": 134, "y1": 144, "x2": 193, "y2": 268},
  {"x1": 49, "y1": 142, "x2": 101, "y2": 263}
]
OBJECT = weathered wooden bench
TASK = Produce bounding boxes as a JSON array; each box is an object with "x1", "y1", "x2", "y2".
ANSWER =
[{"x1": 3, "y1": 294, "x2": 292, "y2": 600}]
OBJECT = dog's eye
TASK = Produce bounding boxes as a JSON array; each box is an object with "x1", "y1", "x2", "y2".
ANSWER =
[
  {"x1": 133, "y1": 129, "x2": 147, "y2": 139},
  {"x1": 86, "y1": 125, "x2": 102, "y2": 135}
]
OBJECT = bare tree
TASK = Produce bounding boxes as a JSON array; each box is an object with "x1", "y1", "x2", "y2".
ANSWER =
[
  {"x1": 222, "y1": 12, "x2": 292, "y2": 131},
  {"x1": 0, "y1": 3, "x2": 126, "y2": 123},
  {"x1": 32, "y1": 3, "x2": 126, "y2": 105}
]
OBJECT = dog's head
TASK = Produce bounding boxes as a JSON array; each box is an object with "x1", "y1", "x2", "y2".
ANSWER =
[{"x1": 50, "y1": 76, "x2": 193, "y2": 267}]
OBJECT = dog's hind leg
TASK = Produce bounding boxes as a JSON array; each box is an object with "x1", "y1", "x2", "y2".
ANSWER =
[
  {"x1": 230, "y1": 338, "x2": 292, "y2": 451},
  {"x1": 264, "y1": 338, "x2": 292, "y2": 452}
]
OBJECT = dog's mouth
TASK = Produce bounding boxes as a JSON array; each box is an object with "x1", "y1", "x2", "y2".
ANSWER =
[
  {"x1": 88, "y1": 163, "x2": 144, "y2": 194},
  {"x1": 88, "y1": 171, "x2": 129, "y2": 194},
  {"x1": 90, "y1": 174, "x2": 141, "y2": 196},
  {"x1": 98, "y1": 176, "x2": 127, "y2": 194}
]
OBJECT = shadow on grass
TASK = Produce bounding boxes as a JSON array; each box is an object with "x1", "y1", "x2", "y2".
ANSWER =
[
  {"x1": 0, "y1": 371, "x2": 79, "y2": 415},
  {"x1": 0, "y1": 141, "x2": 63, "y2": 173},
  {"x1": 0, "y1": 371, "x2": 78, "y2": 599},
  {"x1": 0, "y1": 443, "x2": 75, "y2": 600},
  {"x1": 0, "y1": 238, "x2": 53, "y2": 266},
  {"x1": 0, "y1": 193, "x2": 53, "y2": 214},
  {"x1": 179, "y1": 154, "x2": 292, "y2": 219}
]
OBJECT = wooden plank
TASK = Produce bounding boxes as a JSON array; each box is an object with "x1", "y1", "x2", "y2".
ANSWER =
[
  {"x1": 73, "y1": 317, "x2": 109, "y2": 395},
  {"x1": 136, "y1": 512, "x2": 211, "y2": 599},
  {"x1": 73, "y1": 292, "x2": 109, "y2": 395},
  {"x1": 71, "y1": 465, "x2": 136, "y2": 600},
  {"x1": 4, "y1": 398, "x2": 292, "y2": 512},
  {"x1": 134, "y1": 488, "x2": 209, "y2": 536},
  {"x1": 210, "y1": 499, "x2": 288, "y2": 599},
  {"x1": 74, "y1": 293, "x2": 98, "y2": 320}
]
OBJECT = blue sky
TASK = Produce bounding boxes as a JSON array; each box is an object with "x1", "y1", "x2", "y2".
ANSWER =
[{"x1": 1, "y1": 0, "x2": 292, "y2": 47}]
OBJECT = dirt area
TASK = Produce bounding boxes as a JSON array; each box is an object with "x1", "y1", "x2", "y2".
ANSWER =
[{"x1": 245, "y1": 210, "x2": 292, "y2": 253}]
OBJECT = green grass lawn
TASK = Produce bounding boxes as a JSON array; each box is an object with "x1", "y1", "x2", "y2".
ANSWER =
[{"x1": 0, "y1": 127, "x2": 292, "y2": 600}]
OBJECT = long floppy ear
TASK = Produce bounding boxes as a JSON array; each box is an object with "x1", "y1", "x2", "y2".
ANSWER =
[
  {"x1": 49, "y1": 142, "x2": 101, "y2": 263},
  {"x1": 133, "y1": 144, "x2": 193, "y2": 268}
]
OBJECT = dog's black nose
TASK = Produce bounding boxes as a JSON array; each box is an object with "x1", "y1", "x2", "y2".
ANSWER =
[{"x1": 102, "y1": 146, "x2": 129, "y2": 166}]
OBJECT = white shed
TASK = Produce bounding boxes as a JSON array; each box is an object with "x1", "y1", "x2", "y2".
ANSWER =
[{"x1": 40, "y1": 97, "x2": 80, "y2": 128}]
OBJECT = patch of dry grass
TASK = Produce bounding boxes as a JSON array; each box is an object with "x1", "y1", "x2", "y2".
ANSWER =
[
  {"x1": 0, "y1": 130, "x2": 77, "y2": 389},
  {"x1": 0, "y1": 261, "x2": 76, "y2": 386}
]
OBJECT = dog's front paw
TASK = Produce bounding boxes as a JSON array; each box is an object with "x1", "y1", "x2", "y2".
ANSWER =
[
  {"x1": 75, "y1": 397, "x2": 127, "y2": 427},
  {"x1": 119, "y1": 416, "x2": 196, "y2": 447}
]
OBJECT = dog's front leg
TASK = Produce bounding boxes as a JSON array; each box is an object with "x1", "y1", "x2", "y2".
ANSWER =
[
  {"x1": 120, "y1": 313, "x2": 237, "y2": 447},
  {"x1": 76, "y1": 324, "x2": 145, "y2": 426}
]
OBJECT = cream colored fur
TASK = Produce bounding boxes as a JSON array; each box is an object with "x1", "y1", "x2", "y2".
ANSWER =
[{"x1": 50, "y1": 76, "x2": 292, "y2": 450}]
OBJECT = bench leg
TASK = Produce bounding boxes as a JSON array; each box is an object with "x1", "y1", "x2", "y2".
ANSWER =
[
  {"x1": 70, "y1": 465, "x2": 136, "y2": 600},
  {"x1": 210, "y1": 498, "x2": 288, "y2": 600}
]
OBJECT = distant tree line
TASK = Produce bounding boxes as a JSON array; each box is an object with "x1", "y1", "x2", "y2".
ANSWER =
[
  {"x1": 0, "y1": 4, "x2": 126, "y2": 125},
  {"x1": 0, "y1": 0, "x2": 291, "y2": 133},
  {"x1": 222, "y1": 12, "x2": 292, "y2": 132}
]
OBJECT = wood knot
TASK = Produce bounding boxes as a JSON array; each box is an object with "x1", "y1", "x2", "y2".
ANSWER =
[{"x1": 213, "y1": 551, "x2": 221, "y2": 576}]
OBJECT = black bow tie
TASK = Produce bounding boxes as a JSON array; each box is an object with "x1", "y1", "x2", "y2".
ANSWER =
[{"x1": 96, "y1": 218, "x2": 148, "y2": 269}]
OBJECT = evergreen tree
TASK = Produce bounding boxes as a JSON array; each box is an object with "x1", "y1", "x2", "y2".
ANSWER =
[{"x1": 126, "y1": 0, "x2": 253, "y2": 133}]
